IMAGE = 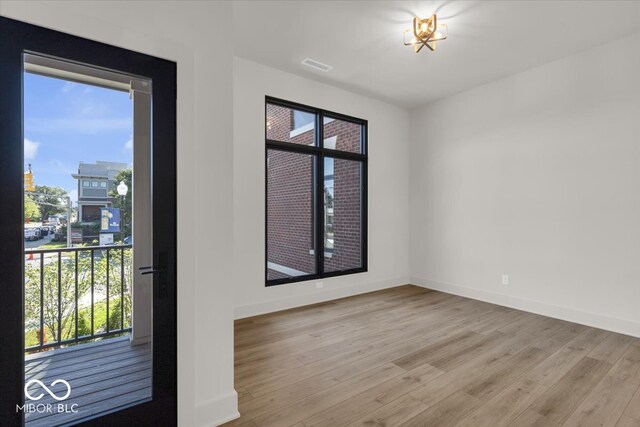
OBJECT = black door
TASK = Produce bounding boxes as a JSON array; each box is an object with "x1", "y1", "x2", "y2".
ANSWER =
[{"x1": 0, "y1": 16, "x2": 177, "y2": 426}]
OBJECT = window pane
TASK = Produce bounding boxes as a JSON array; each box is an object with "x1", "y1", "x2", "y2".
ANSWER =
[
  {"x1": 266, "y1": 103, "x2": 315, "y2": 145},
  {"x1": 82, "y1": 180, "x2": 89, "y2": 187},
  {"x1": 324, "y1": 157, "x2": 362, "y2": 272},
  {"x1": 293, "y1": 110, "x2": 314, "y2": 129},
  {"x1": 100, "y1": 181, "x2": 107, "y2": 188},
  {"x1": 91, "y1": 180, "x2": 99, "y2": 187},
  {"x1": 267, "y1": 149, "x2": 317, "y2": 280},
  {"x1": 323, "y1": 117, "x2": 363, "y2": 153}
]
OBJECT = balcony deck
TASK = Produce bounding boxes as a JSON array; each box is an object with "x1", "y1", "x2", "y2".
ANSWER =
[{"x1": 24, "y1": 336, "x2": 151, "y2": 426}]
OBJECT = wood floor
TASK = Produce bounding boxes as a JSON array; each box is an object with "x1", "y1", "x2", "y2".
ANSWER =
[{"x1": 225, "y1": 285, "x2": 640, "y2": 427}]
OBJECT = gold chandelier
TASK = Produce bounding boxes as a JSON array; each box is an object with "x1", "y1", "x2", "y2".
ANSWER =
[{"x1": 404, "y1": 14, "x2": 448, "y2": 53}]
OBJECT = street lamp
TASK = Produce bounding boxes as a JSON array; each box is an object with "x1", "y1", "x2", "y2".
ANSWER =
[
  {"x1": 117, "y1": 181, "x2": 128, "y2": 243},
  {"x1": 117, "y1": 181, "x2": 128, "y2": 197}
]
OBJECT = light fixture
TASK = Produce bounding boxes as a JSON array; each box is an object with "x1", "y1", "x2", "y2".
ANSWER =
[
  {"x1": 117, "y1": 181, "x2": 128, "y2": 197},
  {"x1": 404, "y1": 14, "x2": 448, "y2": 53}
]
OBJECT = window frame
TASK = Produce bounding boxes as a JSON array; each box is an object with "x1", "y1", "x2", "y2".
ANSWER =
[{"x1": 265, "y1": 96, "x2": 368, "y2": 286}]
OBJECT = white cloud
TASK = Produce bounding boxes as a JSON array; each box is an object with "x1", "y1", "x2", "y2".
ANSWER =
[
  {"x1": 124, "y1": 138, "x2": 133, "y2": 152},
  {"x1": 24, "y1": 138, "x2": 40, "y2": 160}
]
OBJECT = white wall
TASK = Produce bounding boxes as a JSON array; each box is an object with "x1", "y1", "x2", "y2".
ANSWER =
[
  {"x1": 0, "y1": 1, "x2": 238, "y2": 425},
  {"x1": 410, "y1": 31, "x2": 640, "y2": 338},
  {"x1": 233, "y1": 57, "x2": 411, "y2": 318}
]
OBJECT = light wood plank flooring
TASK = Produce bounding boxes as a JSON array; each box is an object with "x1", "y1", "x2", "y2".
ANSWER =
[{"x1": 226, "y1": 285, "x2": 640, "y2": 427}]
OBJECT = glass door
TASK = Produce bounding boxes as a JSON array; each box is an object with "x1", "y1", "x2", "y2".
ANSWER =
[
  {"x1": 21, "y1": 54, "x2": 153, "y2": 426},
  {"x1": 0, "y1": 16, "x2": 177, "y2": 426}
]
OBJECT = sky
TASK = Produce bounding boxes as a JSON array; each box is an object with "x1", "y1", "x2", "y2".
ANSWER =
[{"x1": 24, "y1": 72, "x2": 133, "y2": 206}]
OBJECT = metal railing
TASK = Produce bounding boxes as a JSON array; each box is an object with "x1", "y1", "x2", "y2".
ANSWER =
[{"x1": 24, "y1": 244, "x2": 133, "y2": 353}]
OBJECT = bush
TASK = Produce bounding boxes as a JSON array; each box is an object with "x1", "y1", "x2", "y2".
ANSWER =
[{"x1": 24, "y1": 247, "x2": 133, "y2": 349}]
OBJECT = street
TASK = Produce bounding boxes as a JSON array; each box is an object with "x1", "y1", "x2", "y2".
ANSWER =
[{"x1": 24, "y1": 233, "x2": 53, "y2": 250}]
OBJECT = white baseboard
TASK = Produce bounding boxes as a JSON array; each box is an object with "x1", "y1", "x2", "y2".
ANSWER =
[
  {"x1": 234, "y1": 276, "x2": 410, "y2": 319},
  {"x1": 194, "y1": 389, "x2": 239, "y2": 427},
  {"x1": 411, "y1": 276, "x2": 640, "y2": 339}
]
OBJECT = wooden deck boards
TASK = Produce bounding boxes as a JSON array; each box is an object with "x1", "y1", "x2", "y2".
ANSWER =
[{"x1": 24, "y1": 336, "x2": 151, "y2": 426}]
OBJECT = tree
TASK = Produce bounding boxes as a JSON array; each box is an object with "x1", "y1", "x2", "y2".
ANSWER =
[
  {"x1": 109, "y1": 169, "x2": 132, "y2": 239},
  {"x1": 24, "y1": 194, "x2": 41, "y2": 221},
  {"x1": 33, "y1": 185, "x2": 67, "y2": 221}
]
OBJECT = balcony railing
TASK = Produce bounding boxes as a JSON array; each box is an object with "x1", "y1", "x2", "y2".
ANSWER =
[{"x1": 24, "y1": 244, "x2": 133, "y2": 353}]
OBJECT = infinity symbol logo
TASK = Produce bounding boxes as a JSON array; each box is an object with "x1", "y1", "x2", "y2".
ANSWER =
[{"x1": 25, "y1": 379, "x2": 72, "y2": 401}]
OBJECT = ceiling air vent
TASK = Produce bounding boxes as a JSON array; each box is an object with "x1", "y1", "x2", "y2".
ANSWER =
[{"x1": 301, "y1": 58, "x2": 333, "y2": 72}]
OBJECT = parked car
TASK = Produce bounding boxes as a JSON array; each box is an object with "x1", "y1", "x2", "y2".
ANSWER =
[{"x1": 24, "y1": 228, "x2": 39, "y2": 241}]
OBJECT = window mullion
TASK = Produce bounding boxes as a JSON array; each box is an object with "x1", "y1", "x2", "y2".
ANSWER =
[{"x1": 316, "y1": 111, "x2": 325, "y2": 277}]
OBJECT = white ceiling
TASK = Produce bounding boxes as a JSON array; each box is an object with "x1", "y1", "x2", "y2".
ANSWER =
[{"x1": 232, "y1": 0, "x2": 640, "y2": 108}]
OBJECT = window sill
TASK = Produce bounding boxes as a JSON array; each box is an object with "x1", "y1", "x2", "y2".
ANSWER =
[{"x1": 266, "y1": 267, "x2": 367, "y2": 287}]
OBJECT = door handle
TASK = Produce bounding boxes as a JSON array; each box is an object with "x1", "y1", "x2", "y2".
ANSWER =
[
  {"x1": 139, "y1": 251, "x2": 169, "y2": 298},
  {"x1": 139, "y1": 266, "x2": 162, "y2": 275}
]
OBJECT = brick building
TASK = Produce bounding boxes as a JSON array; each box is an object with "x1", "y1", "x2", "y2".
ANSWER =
[{"x1": 266, "y1": 103, "x2": 363, "y2": 281}]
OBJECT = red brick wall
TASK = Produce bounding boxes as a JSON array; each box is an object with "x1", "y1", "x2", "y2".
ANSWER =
[
  {"x1": 266, "y1": 103, "x2": 363, "y2": 280},
  {"x1": 325, "y1": 158, "x2": 362, "y2": 272},
  {"x1": 324, "y1": 119, "x2": 362, "y2": 153},
  {"x1": 266, "y1": 104, "x2": 314, "y2": 145},
  {"x1": 267, "y1": 149, "x2": 315, "y2": 280}
]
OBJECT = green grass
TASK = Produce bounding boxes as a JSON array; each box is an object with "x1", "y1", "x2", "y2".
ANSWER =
[
  {"x1": 25, "y1": 296, "x2": 129, "y2": 349},
  {"x1": 38, "y1": 241, "x2": 68, "y2": 249}
]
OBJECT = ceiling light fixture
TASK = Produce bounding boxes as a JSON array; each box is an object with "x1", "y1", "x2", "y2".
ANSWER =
[{"x1": 404, "y1": 14, "x2": 448, "y2": 53}]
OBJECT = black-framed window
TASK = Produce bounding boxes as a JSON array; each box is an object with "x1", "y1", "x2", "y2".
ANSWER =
[{"x1": 265, "y1": 96, "x2": 368, "y2": 286}]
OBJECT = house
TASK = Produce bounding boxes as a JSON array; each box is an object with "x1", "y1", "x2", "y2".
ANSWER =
[{"x1": 71, "y1": 161, "x2": 127, "y2": 223}]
